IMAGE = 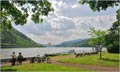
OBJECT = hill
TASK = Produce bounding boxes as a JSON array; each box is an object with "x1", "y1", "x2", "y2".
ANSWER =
[
  {"x1": 72, "y1": 39, "x2": 91, "y2": 47},
  {"x1": 54, "y1": 39, "x2": 91, "y2": 47},
  {"x1": 1, "y1": 26, "x2": 42, "y2": 48}
]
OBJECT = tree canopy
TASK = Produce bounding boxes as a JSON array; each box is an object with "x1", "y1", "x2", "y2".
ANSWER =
[
  {"x1": 104, "y1": 10, "x2": 120, "y2": 53},
  {"x1": 79, "y1": 0, "x2": 120, "y2": 12},
  {"x1": 88, "y1": 28, "x2": 106, "y2": 46},
  {"x1": 80, "y1": 0, "x2": 120, "y2": 53},
  {"x1": 1, "y1": 0, "x2": 54, "y2": 30}
]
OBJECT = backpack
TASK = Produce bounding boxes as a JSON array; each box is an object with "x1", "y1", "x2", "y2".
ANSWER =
[{"x1": 18, "y1": 55, "x2": 23, "y2": 61}]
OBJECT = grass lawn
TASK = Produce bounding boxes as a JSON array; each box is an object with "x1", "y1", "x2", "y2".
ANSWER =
[
  {"x1": 1, "y1": 63, "x2": 91, "y2": 71},
  {"x1": 59, "y1": 52, "x2": 119, "y2": 67}
]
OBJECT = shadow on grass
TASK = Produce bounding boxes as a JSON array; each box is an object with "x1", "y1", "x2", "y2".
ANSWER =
[
  {"x1": 1, "y1": 69, "x2": 17, "y2": 72},
  {"x1": 101, "y1": 58, "x2": 119, "y2": 62}
]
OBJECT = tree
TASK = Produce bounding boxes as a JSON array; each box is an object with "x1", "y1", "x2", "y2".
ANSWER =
[
  {"x1": 89, "y1": 28, "x2": 106, "y2": 49},
  {"x1": 79, "y1": 0, "x2": 120, "y2": 53},
  {"x1": 105, "y1": 10, "x2": 120, "y2": 53},
  {"x1": 79, "y1": 0, "x2": 120, "y2": 12},
  {"x1": 88, "y1": 28, "x2": 106, "y2": 59},
  {"x1": 1, "y1": 0, "x2": 54, "y2": 30}
]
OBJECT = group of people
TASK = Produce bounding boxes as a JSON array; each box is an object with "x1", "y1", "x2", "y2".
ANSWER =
[{"x1": 11, "y1": 52, "x2": 24, "y2": 66}]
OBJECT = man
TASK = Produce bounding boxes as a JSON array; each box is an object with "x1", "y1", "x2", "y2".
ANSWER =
[
  {"x1": 11, "y1": 52, "x2": 16, "y2": 66},
  {"x1": 17, "y1": 52, "x2": 24, "y2": 65}
]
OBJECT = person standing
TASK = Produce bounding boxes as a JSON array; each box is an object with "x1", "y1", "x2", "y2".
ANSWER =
[
  {"x1": 17, "y1": 52, "x2": 23, "y2": 65},
  {"x1": 11, "y1": 52, "x2": 16, "y2": 66}
]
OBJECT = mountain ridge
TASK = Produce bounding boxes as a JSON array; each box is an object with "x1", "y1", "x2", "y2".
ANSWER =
[
  {"x1": 49, "y1": 38, "x2": 91, "y2": 47},
  {"x1": 1, "y1": 26, "x2": 42, "y2": 48}
]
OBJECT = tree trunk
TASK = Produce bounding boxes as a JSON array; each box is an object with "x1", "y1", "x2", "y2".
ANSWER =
[{"x1": 100, "y1": 51, "x2": 102, "y2": 59}]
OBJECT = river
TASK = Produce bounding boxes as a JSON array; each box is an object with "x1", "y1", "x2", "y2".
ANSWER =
[{"x1": 0, "y1": 47, "x2": 106, "y2": 59}]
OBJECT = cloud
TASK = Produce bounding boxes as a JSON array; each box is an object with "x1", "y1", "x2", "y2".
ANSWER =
[
  {"x1": 72, "y1": 4, "x2": 79, "y2": 8},
  {"x1": 13, "y1": 14, "x2": 116, "y2": 44},
  {"x1": 49, "y1": 0, "x2": 118, "y2": 18},
  {"x1": 47, "y1": 14, "x2": 76, "y2": 31},
  {"x1": 12, "y1": 0, "x2": 118, "y2": 44},
  {"x1": 73, "y1": 15, "x2": 116, "y2": 30},
  {"x1": 49, "y1": 0, "x2": 68, "y2": 13}
]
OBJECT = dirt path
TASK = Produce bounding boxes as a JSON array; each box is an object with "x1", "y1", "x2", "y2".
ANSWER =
[{"x1": 51, "y1": 55, "x2": 119, "y2": 71}]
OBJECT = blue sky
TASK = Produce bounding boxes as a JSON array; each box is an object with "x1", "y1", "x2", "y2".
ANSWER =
[{"x1": 13, "y1": 0, "x2": 119, "y2": 45}]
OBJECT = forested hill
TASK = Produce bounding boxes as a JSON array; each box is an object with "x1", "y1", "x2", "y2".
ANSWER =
[
  {"x1": 54, "y1": 39, "x2": 91, "y2": 47},
  {"x1": 1, "y1": 27, "x2": 42, "y2": 48}
]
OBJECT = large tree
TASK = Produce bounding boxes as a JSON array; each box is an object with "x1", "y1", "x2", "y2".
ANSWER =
[
  {"x1": 88, "y1": 28, "x2": 106, "y2": 50},
  {"x1": 80, "y1": 0, "x2": 120, "y2": 53},
  {"x1": 105, "y1": 10, "x2": 120, "y2": 53},
  {"x1": 88, "y1": 28, "x2": 106, "y2": 59},
  {"x1": 1, "y1": 0, "x2": 54, "y2": 30}
]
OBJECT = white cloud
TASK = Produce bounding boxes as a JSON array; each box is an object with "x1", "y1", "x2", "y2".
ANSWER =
[
  {"x1": 12, "y1": 0, "x2": 118, "y2": 44},
  {"x1": 49, "y1": 0, "x2": 68, "y2": 13},
  {"x1": 73, "y1": 15, "x2": 116, "y2": 30},
  {"x1": 71, "y1": 4, "x2": 80, "y2": 8},
  {"x1": 13, "y1": 14, "x2": 116, "y2": 44},
  {"x1": 50, "y1": 0, "x2": 118, "y2": 18},
  {"x1": 46, "y1": 12, "x2": 76, "y2": 31},
  {"x1": 72, "y1": 5, "x2": 77, "y2": 8}
]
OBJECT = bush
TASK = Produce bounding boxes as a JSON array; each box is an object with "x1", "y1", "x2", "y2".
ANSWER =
[{"x1": 107, "y1": 44, "x2": 119, "y2": 53}]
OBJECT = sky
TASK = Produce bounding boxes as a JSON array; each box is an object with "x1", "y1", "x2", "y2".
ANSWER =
[{"x1": 13, "y1": 0, "x2": 119, "y2": 45}]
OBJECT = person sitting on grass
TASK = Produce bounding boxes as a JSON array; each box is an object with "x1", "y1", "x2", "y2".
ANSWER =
[{"x1": 17, "y1": 52, "x2": 24, "y2": 65}]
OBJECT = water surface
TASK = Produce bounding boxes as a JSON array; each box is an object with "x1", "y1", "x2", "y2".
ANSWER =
[{"x1": 0, "y1": 47, "x2": 106, "y2": 59}]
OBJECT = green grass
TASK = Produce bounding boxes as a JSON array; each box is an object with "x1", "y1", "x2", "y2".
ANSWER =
[
  {"x1": 1, "y1": 63, "x2": 91, "y2": 71},
  {"x1": 59, "y1": 52, "x2": 119, "y2": 67}
]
